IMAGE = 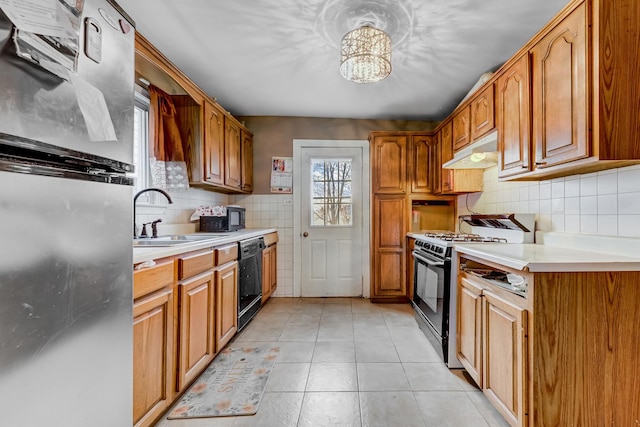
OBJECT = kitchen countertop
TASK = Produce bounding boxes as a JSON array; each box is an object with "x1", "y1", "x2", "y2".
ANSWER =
[
  {"x1": 454, "y1": 242, "x2": 640, "y2": 272},
  {"x1": 133, "y1": 228, "x2": 277, "y2": 264}
]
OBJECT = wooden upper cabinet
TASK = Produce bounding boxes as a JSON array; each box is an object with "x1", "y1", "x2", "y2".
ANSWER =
[
  {"x1": 428, "y1": 135, "x2": 441, "y2": 194},
  {"x1": 497, "y1": 54, "x2": 532, "y2": 179},
  {"x1": 202, "y1": 101, "x2": 225, "y2": 185},
  {"x1": 224, "y1": 119, "x2": 242, "y2": 189},
  {"x1": 452, "y1": 105, "x2": 471, "y2": 152},
  {"x1": 240, "y1": 130, "x2": 253, "y2": 193},
  {"x1": 470, "y1": 84, "x2": 495, "y2": 140},
  {"x1": 531, "y1": 3, "x2": 588, "y2": 169},
  {"x1": 409, "y1": 134, "x2": 432, "y2": 194},
  {"x1": 371, "y1": 133, "x2": 407, "y2": 194},
  {"x1": 440, "y1": 121, "x2": 453, "y2": 164}
]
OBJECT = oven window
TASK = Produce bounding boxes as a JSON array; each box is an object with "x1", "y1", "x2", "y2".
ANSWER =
[{"x1": 413, "y1": 257, "x2": 447, "y2": 335}]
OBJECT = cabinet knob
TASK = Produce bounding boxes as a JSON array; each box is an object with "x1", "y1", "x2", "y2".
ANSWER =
[{"x1": 302, "y1": 232, "x2": 309, "y2": 238}]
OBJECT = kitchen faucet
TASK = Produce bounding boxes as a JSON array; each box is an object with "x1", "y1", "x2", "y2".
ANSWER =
[{"x1": 133, "y1": 188, "x2": 173, "y2": 238}]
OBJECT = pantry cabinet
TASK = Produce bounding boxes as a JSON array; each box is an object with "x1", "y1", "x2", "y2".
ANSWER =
[{"x1": 370, "y1": 131, "x2": 456, "y2": 302}]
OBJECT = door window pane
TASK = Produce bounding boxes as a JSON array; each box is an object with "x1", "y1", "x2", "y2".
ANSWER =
[{"x1": 311, "y1": 159, "x2": 353, "y2": 226}]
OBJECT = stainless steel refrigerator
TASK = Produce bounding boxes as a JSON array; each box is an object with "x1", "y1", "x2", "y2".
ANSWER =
[{"x1": 0, "y1": 1, "x2": 135, "y2": 425}]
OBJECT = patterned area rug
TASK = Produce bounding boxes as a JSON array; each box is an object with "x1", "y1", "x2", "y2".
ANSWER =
[{"x1": 167, "y1": 345, "x2": 280, "y2": 418}]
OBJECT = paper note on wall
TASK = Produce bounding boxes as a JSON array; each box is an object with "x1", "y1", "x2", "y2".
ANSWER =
[{"x1": 271, "y1": 156, "x2": 293, "y2": 193}]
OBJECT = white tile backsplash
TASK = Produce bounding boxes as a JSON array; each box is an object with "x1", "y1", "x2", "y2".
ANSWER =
[
  {"x1": 231, "y1": 193, "x2": 294, "y2": 297},
  {"x1": 459, "y1": 164, "x2": 640, "y2": 237}
]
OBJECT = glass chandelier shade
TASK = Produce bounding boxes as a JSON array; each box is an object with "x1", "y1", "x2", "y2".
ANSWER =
[{"x1": 340, "y1": 24, "x2": 391, "y2": 84}]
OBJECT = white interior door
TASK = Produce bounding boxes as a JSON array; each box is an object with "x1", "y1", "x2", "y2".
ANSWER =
[{"x1": 294, "y1": 141, "x2": 369, "y2": 297}]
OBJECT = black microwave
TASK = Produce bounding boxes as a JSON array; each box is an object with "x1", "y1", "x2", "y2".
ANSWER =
[{"x1": 199, "y1": 206, "x2": 245, "y2": 232}]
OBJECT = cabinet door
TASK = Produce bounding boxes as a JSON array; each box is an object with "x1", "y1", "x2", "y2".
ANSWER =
[
  {"x1": 216, "y1": 261, "x2": 238, "y2": 350},
  {"x1": 203, "y1": 101, "x2": 225, "y2": 185},
  {"x1": 372, "y1": 195, "x2": 406, "y2": 299},
  {"x1": 452, "y1": 106, "x2": 471, "y2": 152},
  {"x1": 261, "y1": 244, "x2": 274, "y2": 302},
  {"x1": 497, "y1": 54, "x2": 532, "y2": 178},
  {"x1": 409, "y1": 134, "x2": 432, "y2": 193},
  {"x1": 531, "y1": 3, "x2": 588, "y2": 169},
  {"x1": 261, "y1": 243, "x2": 277, "y2": 302},
  {"x1": 371, "y1": 134, "x2": 407, "y2": 194},
  {"x1": 224, "y1": 119, "x2": 242, "y2": 189},
  {"x1": 440, "y1": 121, "x2": 453, "y2": 163},
  {"x1": 176, "y1": 272, "x2": 215, "y2": 391},
  {"x1": 133, "y1": 289, "x2": 174, "y2": 427},
  {"x1": 471, "y1": 84, "x2": 495, "y2": 140},
  {"x1": 240, "y1": 130, "x2": 253, "y2": 193},
  {"x1": 429, "y1": 135, "x2": 441, "y2": 194},
  {"x1": 482, "y1": 290, "x2": 528, "y2": 427},
  {"x1": 269, "y1": 244, "x2": 277, "y2": 295},
  {"x1": 457, "y1": 275, "x2": 483, "y2": 385}
]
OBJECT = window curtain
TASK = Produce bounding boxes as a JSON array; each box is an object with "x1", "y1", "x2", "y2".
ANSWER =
[{"x1": 148, "y1": 84, "x2": 189, "y2": 191}]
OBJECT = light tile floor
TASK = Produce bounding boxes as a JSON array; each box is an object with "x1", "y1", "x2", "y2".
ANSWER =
[{"x1": 155, "y1": 298, "x2": 510, "y2": 427}]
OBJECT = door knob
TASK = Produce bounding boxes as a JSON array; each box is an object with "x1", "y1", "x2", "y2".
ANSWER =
[{"x1": 303, "y1": 232, "x2": 309, "y2": 237}]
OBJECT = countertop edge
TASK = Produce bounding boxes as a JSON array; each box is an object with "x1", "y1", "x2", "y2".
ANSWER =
[
  {"x1": 133, "y1": 228, "x2": 277, "y2": 264},
  {"x1": 454, "y1": 243, "x2": 640, "y2": 272}
]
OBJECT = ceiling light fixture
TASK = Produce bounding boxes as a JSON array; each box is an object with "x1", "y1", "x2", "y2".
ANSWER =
[{"x1": 339, "y1": 23, "x2": 391, "y2": 84}]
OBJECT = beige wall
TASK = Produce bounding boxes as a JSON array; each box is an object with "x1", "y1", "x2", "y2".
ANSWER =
[{"x1": 239, "y1": 116, "x2": 437, "y2": 194}]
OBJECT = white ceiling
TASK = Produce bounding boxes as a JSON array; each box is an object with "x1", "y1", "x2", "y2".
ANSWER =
[{"x1": 118, "y1": 0, "x2": 569, "y2": 121}]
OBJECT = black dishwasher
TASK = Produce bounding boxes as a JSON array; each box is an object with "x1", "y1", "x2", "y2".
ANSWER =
[{"x1": 237, "y1": 237, "x2": 264, "y2": 331}]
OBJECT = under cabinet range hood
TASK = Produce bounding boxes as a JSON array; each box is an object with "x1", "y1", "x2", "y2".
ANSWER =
[
  {"x1": 459, "y1": 213, "x2": 536, "y2": 243},
  {"x1": 442, "y1": 130, "x2": 498, "y2": 169}
]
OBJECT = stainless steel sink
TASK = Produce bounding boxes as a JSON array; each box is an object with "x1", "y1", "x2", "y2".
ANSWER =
[{"x1": 133, "y1": 234, "x2": 221, "y2": 247}]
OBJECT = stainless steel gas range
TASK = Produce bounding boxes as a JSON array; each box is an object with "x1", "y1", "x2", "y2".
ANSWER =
[{"x1": 410, "y1": 214, "x2": 535, "y2": 368}]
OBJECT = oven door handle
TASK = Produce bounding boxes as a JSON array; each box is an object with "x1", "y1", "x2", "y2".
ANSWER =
[{"x1": 412, "y1": 250, "x2": 445, "y2": 267}]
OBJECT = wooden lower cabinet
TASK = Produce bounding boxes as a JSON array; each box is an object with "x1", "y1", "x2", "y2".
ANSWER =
[
  {"x1": 457, "y1": 276, "x2": 483, "y2": 385},
  {"x1": 215, "y1": 261, "x2": 238, "y2": 350},
  {"x1": 483, "y1": 290, "x2": 527, "y2": 427},
  {"x1": 262, "y1": 243, "x2": 277, "y2": 302},
  {"x1": 457, "y1": 272, "x2": 528, "y2": 427},
  {"x1": 133, "y1": 259, "x2": 175, "y2": 427},
  {"x1": 371, "y1": 194, "x2": 407, "y2": 302},
  {"x1": 133, "y1": 289, "x2": 174, "y2": 427},
  {"x1": 176, "y1": 271, "x2": 216, "y2": 391}
]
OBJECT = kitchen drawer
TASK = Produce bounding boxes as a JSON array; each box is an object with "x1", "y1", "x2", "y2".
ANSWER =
[
  {"x1": 215, "y1": 243, "x2": 238, "y2": 266},
  {"x1": 263, "y1": 232, "x2": 278, "y2": 247},
  {"x1": 133, "y1": 258, "x2": 175, "y2": 300},
  {"x1": 178, "y1": 250, "x2": 214, "y2": 279}
]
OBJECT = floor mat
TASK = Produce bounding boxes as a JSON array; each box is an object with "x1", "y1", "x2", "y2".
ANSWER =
[{"x1": 167, "y1": 345, "x2": 280, "y2": 418}]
